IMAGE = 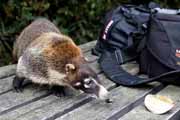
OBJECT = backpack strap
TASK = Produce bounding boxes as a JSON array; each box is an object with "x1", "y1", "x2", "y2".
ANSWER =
[
  {"x1": 99, "y1": 50, "x2": 152, "y2": 86},
  {"x1": 99, "y1": 50, "x2": 180, "y2": 86}
]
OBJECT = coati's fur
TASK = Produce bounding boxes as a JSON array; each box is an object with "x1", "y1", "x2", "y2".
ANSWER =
[
  {"x1": 13, "y1": 18, "x2": 109, "y2": 100},
  {"x1": 13, "y1": 18, "x2": 61, "y2": 61}
]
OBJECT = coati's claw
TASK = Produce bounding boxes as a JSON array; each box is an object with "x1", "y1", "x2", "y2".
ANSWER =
[
  {"x1": 13, "y1": 87, "x2": 23, "y2": 93},
  {"x1": 12, "y1": 76, "x2": 25, "y2": 93},
  {"x1": 54, "y1": 91, "x2": 65, "y2": 97},
  {"x1": 50, "y1": 86, "x2": 66, "y2": 97}
]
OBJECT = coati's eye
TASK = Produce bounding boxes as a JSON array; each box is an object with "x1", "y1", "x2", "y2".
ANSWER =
[
  {"x1": 84, "y1": 78, "x2": 93, "y2": 88},
  {"x1": 73, "y1": 82, "x2": 82, "y2": 90},
  {"x1": 74, "y1": 82, "x2": 81, "y2": 86},
  {"x1": 84, "y1": 78, "x2": 91, "y2": 84}
]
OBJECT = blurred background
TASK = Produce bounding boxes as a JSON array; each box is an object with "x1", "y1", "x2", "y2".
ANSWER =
[{"x1": 0, "y1": 0, "x2": 179, "y2": 66}]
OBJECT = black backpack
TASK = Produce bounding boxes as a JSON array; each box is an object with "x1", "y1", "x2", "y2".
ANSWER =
[{"x1": 92, "y1": 4, "x2": 180, "y2": 86}]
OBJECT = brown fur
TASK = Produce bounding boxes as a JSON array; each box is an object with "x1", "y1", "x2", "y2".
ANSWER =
[
  {"x1": 13, "y1": 18, "x2": 60, "y2": 62},
  {"x1": 43, "y1": 34, "x2": 83, "y2": 73}
]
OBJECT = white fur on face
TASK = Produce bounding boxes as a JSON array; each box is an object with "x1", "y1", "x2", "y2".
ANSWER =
[
  {"x1": 84, "y1": 78, "x2": 91, "y2": 88},
  {"x1": 83, "y1": 78, "x2": 89, "y2": 88},
  {"x1": 84, "y1": 78, "x2": 91, "y2": 83},
  {"x1": 84, "y1": 84, "x2": 90, "y2": 88},
  {"x1": 75, "y1": 82, "x2": 81, "y2": 86}
]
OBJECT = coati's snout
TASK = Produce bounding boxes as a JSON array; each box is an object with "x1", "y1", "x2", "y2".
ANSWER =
[
  {"x1": 73, "y1": 76, "x2": 109, "y2": 100},
  {"x1": 65, "y1": 63, "x2": 109, "y2": 100}
]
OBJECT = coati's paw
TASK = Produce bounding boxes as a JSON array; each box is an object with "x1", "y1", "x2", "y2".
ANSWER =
[
  {"x1": 50, "y1": 86, "x2": 66, "y2": 97},
  {"x1": 12, "y1": 76, "x2": 25, "y2": 93}
]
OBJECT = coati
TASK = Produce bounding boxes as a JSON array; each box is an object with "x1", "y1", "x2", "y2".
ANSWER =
[{"x1": 12, "y1": 18, "x2": 109, "y2": 100}]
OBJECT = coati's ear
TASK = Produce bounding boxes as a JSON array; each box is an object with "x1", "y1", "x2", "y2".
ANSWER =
[{"x1": 65, "y1": 64, "x2": 76, "y2": 73}]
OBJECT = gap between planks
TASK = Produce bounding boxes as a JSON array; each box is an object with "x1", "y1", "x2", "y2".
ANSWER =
[{"x1": 55, "y1": 83, "x2": 165, "y2": 120}]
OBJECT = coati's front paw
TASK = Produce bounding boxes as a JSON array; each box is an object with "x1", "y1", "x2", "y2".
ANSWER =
[
  {"x1": 12, "y1": 76, "x2": 25, "y2": 93},
  {"x1": 13, "y1": 86, "x2": 23, "y2": 93},
  {"x1": 50, "y1": 86, "x2": 66, "y2": 97}
]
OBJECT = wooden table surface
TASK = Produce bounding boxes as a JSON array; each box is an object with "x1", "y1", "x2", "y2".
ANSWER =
[{"x1": 0, "y1": 41, "x2": 179, "y2": 120}]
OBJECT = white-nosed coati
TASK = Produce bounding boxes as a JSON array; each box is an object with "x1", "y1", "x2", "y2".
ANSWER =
[{"x1": 12, "y1": 18, "x2": 109, "y2": 100}]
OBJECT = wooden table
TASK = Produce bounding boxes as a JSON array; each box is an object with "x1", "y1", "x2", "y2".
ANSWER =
[{"x1": 0, "y1": 41, "x2": 179, "y2": 120}]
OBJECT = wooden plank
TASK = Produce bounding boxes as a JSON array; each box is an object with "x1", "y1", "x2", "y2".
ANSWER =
[
  {"x1": 89, "y1": 61, "x2": 100, "y2": 73},
  {"x1": 167, "y1": 108, "x2": 180, "y2": 120},
  {"x1": 88, "y1": 59, "x2": 140, "y2": 75},
  {"x1": 0, "y1": 76, "x2": 14, "y2": 94},
  {"x1": 0, "y1": 64, "x2": 16, "y2": 79},
  {"x1": 85, "y1": 52, "x2": 98, "y2": 62},
  {"x1": 0, "y1": 85, "x2": 48, "y2": 115},
  {"x1": 79, "y1": 41, "x2": 96, "y2": 53},
  {"x1": 0, "y1": 74, "x2": 115, "y2": 120},
  {"x1": 56, "y1": 83, "x2": 162, "y2": 120},
  {"x1": 119, "y1": 85, "x2": 180, "y2": 120}
]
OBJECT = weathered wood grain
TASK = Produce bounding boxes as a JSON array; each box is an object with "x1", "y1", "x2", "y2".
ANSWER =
[
  {"x1": 79, "y1": 41, "x2": 96, "y2": 53},
  {"x1": 0, "y1": 74, "x2": 114, "y2": 120},
  {"x1": 0, "y1": 85, "x2": 49, "y2": 115},
  {"x1": 0, "y1": 64, "x2": 16, "y2": 79},
  {"x1": 89, "y1": 60, "x2": 140, "y2": 75},
  {"x1": 84, "y1": 51, "x2": 98, "y2": 62},
  {"x1": 167, "y1": 108, "x2": 180, "y2": 120},
  {"x1": 0, "y1": 76, "x2": 14, "y2": 94},
  {"x1": 57, "y1": 83, "x2": 162, "y2": 120},
  {"x1": 119, "y1": 85, "x2": 180, "y2": 120}
]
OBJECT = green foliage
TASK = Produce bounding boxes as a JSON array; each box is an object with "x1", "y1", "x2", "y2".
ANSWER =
[
  {"x1": 0, "y1": 0, "x2": 179, "y2": 66},
  {"x1": 0, "y1": 0, "x2": 123, "y2": 44}
]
